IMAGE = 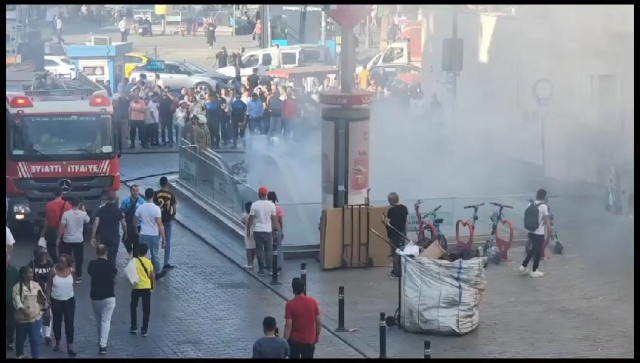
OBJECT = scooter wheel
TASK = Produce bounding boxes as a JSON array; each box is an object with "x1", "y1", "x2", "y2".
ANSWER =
[{"x1": 492, "y1": 254, "x2": 501, "y2": 265}]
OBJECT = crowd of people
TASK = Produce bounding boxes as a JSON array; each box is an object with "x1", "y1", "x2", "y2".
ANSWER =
[
  {"x1": 112, "y1": 69, "x2": 324, "y2": 152},
  {"x1": 5, "y1": 179, "x2": 326, "y2": 359},
  {"x1": 6, "y1": 176, "x2": 177, "y2": 358}
]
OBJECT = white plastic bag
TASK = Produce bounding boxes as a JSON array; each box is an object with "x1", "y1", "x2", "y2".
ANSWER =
[
  {"x1": 401, "y1": 255, "x2": 486, "y2": 335},
  {"x1": 124, "y1": 258, "x2": 140, "y2": 285},
  {"x1": 37, "y1": 237, "x2": 47, "y2": 248}
]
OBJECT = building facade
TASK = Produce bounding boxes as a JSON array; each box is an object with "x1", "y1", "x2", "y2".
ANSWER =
[{"x1": 420, "y1": 5, "x2": 633, "y2": 184}]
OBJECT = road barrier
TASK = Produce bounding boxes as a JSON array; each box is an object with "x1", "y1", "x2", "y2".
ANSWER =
[
  {"x1": 335, "y1": 286, "x2": 346, "y2": 332},
  {"x1": 424, "y1": 340, "x2": 431, "y2": 359},
  {"x1": 379, "y1": 312, "x2": 387, "y2": 358},
  {"x1": 300, "y1": 262, "x2": 307, "y2": 295}
]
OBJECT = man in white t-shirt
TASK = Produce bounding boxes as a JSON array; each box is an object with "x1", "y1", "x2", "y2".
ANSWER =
[
  {"x1": 271, "y1": 44, "x2": 283, "y2": 69},
  {"x1": 247, "y1": 187, "x2": 281, "y2": 276},
  {"x1": 57, "y1": 198, "x2": 90, "y2": 282},
  {"x1": 6, "y1": 226, "x2": 15, "y2": 253},
  {"x1": 146, "y1": 96, "x2": 160, "y2": 146},
  {"x1": 520, "y1": 189, "x2": 551, "y2": 278},
  {"x1": 134, "y1": 188, "x2": 167, "y2": 279}
]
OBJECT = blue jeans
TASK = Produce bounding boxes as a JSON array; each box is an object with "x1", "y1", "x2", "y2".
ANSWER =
[
  {"x1": 139, "y1": 234, "x2": 162, "y2": 273},
  {"x1": 163, "y1": 222, "x2": 173, "y2": 267},
  {"x1": 269, "y1": 116, "x2": 283, "y2": 137},
  {"x1": 248, "y1": 117, "x2": 261, "y2": 134},
  {"x1": 16, "y1": 318, "x2": 42, "y2": 358}
]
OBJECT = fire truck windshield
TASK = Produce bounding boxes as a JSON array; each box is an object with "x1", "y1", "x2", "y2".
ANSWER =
[{"x1": 10, "y1": 114, "x2": 115, "y2": 156}]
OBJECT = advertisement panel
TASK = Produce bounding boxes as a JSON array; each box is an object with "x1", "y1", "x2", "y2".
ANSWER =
[{"x1": 347, "y1": 120, "x2": 370, "y2": 205}]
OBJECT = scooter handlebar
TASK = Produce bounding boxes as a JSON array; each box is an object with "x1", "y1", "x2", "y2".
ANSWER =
[
  {"x1": 464, "y1": 203, "x2": 485, "y2": 209},
  {"x1": 490, "y1": 202, "x2": 513, "y2": 209}
]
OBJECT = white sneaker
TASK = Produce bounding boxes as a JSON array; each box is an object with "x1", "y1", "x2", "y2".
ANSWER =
[
  {"x1": 518, "y1": 265, "x2": 529, "y2": 275},
  {"x1": 530, "y1": 270, "x2": 544, "y2": 278}
]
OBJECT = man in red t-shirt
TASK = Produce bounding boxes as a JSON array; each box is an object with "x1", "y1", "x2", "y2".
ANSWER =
[
  {"x1": 40, "y1": 187, "x2": 71, "y2": 263},
  {"x1": 282, "y1": 90, "x2": 298, "y2": 142},
  {"x1": 284, "y1": 278, "x2": 321, "y2": 359}
]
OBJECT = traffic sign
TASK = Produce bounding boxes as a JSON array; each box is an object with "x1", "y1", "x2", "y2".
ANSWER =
[
  {"x1": 323, "y1": 5, "x2": 371, "y2": 29},
  {"x1": 6, "y1": 31, "x2": 19, "y2": 45},
  {"x1": 532, "y1": 78, "x2": 553, "y2": 107}
]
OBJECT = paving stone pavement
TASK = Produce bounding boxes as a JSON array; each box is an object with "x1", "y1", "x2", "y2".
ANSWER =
[
  {"x1": 167, "y1": 182, "x2": 635, "y2": 359},
  {"x1": 6, "y1": 221, "x2": 363, "y2": 359}
]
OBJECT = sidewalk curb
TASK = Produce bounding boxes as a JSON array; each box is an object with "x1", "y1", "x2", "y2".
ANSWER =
[
  {"x1": 121, "y1": 150, "x2": 179, "y2": 155},
  {"x1": 160, "y1": 182, "x2": 379, "y2": 359}
]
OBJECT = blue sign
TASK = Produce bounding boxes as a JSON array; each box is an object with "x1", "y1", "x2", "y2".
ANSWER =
[{"x1": 145, "y1": 60, "x2": 166, "y2": 72}]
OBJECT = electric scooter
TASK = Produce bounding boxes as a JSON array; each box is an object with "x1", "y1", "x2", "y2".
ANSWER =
[{"x1": 484, "y1": 202, "x2": 515, "y2": 267}]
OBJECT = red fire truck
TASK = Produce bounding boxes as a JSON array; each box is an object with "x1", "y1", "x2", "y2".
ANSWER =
[{"x1": 6, "y1": 70, "x2": 121, "y2": 231}]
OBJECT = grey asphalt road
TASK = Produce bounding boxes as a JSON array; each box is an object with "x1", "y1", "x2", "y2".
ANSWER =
[{"x1": 63, "y1": 24, "x2": 260, "y2": 70}]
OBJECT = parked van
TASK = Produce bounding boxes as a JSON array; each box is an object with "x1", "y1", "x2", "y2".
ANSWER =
[{"x1": 217, "y1": 44, "x2": 333, "y2": 81}]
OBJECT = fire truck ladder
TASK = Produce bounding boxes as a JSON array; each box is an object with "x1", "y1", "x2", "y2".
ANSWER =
[{"x1": 22, "y1": 72, "x2": 104, "y2": 98}]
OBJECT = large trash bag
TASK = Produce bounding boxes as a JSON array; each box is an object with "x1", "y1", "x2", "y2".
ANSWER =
[{"x1": 400, "y1": 254, "x2": 486, "y2": 335}]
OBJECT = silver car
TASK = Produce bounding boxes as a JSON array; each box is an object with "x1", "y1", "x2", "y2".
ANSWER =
[{"x1": 129, "y1": 60, "x2": 231, "y2": 95}]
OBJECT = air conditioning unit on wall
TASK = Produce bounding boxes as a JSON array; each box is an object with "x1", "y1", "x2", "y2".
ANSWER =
[{"x1": 90, "y1": 36, "x2": 111, "y2": 46}]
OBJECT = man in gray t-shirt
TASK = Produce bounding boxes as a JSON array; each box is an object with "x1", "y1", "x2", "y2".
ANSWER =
[
  {"x1": 252, "y1": 316, "x2": 289, "y2": 359},
  {"x1": 57, "y1": 198, "x2": 90, "y2": 281}
]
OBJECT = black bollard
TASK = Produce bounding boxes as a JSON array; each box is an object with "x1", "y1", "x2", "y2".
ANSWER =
[
  {"x1": 423, "y1": 340, "x2": 431, "y2": 359},
  {"x1": 379, "y1": 312, "x2": 387, "y2": 359},
  {"x1": 335, "y1": 286, "x2": 346, "y2": 332},
  {"x1": 300, "y1": 262, "x2": 307, "y2": 295},
  {"x1": 270, "y1": 242, "x2": 280, "y2": 285}
]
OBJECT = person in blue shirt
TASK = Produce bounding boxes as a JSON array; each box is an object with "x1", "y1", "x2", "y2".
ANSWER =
[
  {"x1": 247, "y1": 93, "x2": 264, "y2": 135},
  {"x1": 120, "y1": 184, "x2": 145, "y2": 257},
  {"x1": 230, "y1": 94, "x2": 248, "y2": 149},
  {"x1": 205, "y1": 94, "x2": 223, "y2": 149},
  {"x1": 117, "y1": 77, "x2": 131, "y2": 94}
]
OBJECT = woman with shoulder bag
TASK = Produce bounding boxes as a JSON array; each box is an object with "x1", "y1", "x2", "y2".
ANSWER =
[
  {"x1": 28, "y1": 246, "x2": 55, "y2": 345},
  {"x1": 13, "y1": 266, "x2": 48, "y2": 359},
  {"x1": 47, "y1": 254, "x2": 77, "y2": 356}
]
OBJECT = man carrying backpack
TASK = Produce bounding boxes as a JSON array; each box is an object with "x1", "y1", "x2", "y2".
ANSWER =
[{"x1": 521, "y1": 189, "x2": 551, "y2": 278}]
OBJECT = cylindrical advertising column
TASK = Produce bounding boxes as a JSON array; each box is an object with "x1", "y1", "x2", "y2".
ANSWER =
[{"x1": 320, "y1": 90, "x2": 373, "y2": 209}]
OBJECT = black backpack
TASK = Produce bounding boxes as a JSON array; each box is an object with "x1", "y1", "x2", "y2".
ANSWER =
[
  {"x1": 124, "y1": 198, "x2": 139, "y2": 225},
  {"x1": 524, "y1": 201, "x2": 544, "y2": 232}
]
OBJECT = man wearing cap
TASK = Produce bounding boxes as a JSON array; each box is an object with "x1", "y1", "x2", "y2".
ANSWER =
[{"x1": 247, "y1": 187, "x2": 281, "y2": 276}]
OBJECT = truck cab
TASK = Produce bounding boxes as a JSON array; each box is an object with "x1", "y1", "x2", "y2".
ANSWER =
[{"x1": 6, "y1": 70, "x2": 121, "y2": 231}]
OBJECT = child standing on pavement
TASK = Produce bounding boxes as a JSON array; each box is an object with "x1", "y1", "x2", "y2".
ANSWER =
[
  {"x1": 130, "y1": 242, "x2": 154, "y2": 337},
  {"x1": 242, "y1": 202, "x2": 256, "y2": 269}
]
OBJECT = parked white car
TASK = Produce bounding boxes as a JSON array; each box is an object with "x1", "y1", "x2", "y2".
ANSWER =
[
  {"x1": 44, "y1": 55, "x2": 77, "y2": 79},
  {"x1": 217, "y1": 44, "x2": 333, "y2": 82}
]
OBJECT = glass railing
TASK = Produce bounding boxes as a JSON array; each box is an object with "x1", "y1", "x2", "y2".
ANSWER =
[
  {"x1": 179, "y1": 143, "x2": 257, "y2": 221},
  {"x1": 179, "y1": 142, "x2": 532, "y2": 247}
]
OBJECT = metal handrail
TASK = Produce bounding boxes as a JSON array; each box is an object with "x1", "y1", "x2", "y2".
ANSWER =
[{"x1": 179, "y1": 143, "x2": 257, "y2": 191}]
